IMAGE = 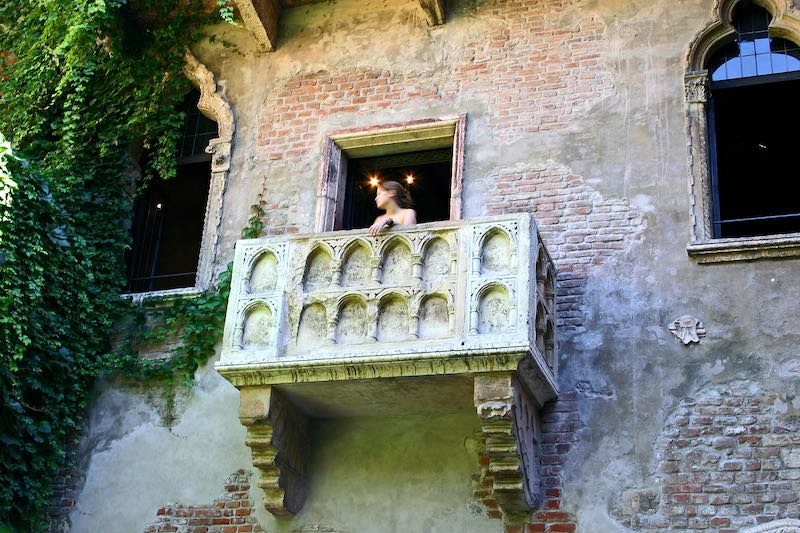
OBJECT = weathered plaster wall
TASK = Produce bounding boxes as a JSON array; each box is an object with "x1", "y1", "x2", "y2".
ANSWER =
[
  {"x1": 68, "y1": 366, "x2": 252, "y2": 532},
  {"x1": 70, "y1": 367, "x2": 491, "y2": 533},
  {"x1": 67, "y1": 0, "x2": 800, "y2": 531}
]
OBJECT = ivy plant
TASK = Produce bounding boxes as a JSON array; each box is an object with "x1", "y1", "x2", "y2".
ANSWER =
[{"x1": 0, "y1": 1, "x2": 230, "y2": 530}]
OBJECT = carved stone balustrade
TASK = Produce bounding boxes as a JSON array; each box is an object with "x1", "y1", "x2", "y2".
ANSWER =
[{"x1": 216, "y1": 214, "x2": 559, "y2": 523}]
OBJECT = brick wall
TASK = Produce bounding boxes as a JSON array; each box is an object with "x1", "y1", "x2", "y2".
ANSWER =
[
  {"x1": 522, "y1": 391, "x2": 581, "y2": 533},
  {"x1": 616, "y1": 382, "x2": 800, "y2": 532},
  {"x1": 253, "y1": 0, "x2": 617, "y2": 240},
  {"x1": 485, "y1": 161, "x2": 644, "y2": 332},
  {"x1": 46, "y1": 453, "x2": 83, "y2": 533},
  {"x1": 144, "y1": 470, "x2": 262, "y2": 533},
  {"x1": 252, "y1": 0, "x2": 643, "y2": 332},
  {"x1": 256, "y1": 0, "x2": 612, "y2": 159}
]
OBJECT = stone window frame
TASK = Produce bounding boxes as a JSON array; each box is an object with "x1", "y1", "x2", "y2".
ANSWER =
[
  {"x1": 314, "y1": 115, "x2": 467, "y2": 233},
  {"x1": 684, "y1": 0, "x2": 800, "y2": 263},
  {"x1": 125, "y1": 51, "x2": 235, "y2": 301}
]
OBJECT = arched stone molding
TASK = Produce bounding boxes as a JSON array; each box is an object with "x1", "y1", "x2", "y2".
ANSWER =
[
  {"x1": 338, "y1": 238, "x2": 372, "y2": 287},
  {"x1": 377, "y1": 233, "x2": 416, "y2": 257},
  {"x1": 183, "y1": 50, "x2": 235, "y2": 288},
  {"x1": 688, "y1": 0, "x2": 800, "y2": 71},
  {"x1": 473, "y1": 225, "x2": 518, "y2": 276},
  {"x1": 742, "y1": 519, "x2": 800, "y2": 532},
  {"x1": 235, "y1": 299, "x2": 276, "y2": 349},
  {"x1": 684, "y1": 0, "x2": 800, "y2": 261},
  {"x1": 302, "y1": 243, "x2": 335, "y2": 292},
  {"x1": 471, "y1": 281, "x2": 516, "y2": 335}
]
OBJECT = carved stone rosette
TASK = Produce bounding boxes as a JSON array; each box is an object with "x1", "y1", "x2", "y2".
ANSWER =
[{"x1": 668, "y1": 315, "x2": 706, "y2": 344}]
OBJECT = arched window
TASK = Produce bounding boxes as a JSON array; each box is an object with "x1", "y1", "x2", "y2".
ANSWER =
[
  {"x1": 125, "y1": 89, "x2": 218, "y2": 293},
  {"x1": 705, "y1": 3, "x2": 800, "y2": 238}
]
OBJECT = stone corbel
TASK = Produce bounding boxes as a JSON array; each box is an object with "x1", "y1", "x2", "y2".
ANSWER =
[
  {"x1": 239, "y1": 386, "x2": 310, "y2": 515},
  {"x1": 474, "y1": 373, "x2": 541, "y2": 524},
  {"x1": 418, "y1": 0, "x2": 446, "y2": 26},
  {"x1": 233, "y1": 0, "x2": 280, "y2": 52}
]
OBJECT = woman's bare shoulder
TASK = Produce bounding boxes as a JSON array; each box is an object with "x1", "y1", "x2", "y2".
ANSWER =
[{"x1": 400, "y1": 209, "x2": 417, "y2": 225}]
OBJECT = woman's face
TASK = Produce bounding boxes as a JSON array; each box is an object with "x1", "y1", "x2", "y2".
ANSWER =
[{"x1": 375, "y1": 186, "x2": 395, "y2": 210}]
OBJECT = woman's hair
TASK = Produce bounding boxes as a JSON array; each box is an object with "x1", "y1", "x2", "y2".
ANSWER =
[{"x1": 379, "y1": 180, "x2": 414, "y2": 208}]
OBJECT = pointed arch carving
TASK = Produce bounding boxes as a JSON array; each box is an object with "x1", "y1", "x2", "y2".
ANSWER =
[
  {"x1": 183, "y1": 50, "x2": 236, "y2": 288},
  {"x1": 684, "y1": 0, "x2": 800, "y2": 261},
  {"x1": 688, "y1": 0, "x2": 800, "y2": 73}
]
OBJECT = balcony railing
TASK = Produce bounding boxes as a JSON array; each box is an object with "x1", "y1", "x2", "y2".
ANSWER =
[{"x1": 216, "y1": 214, "x2": 557, "y2": 391}]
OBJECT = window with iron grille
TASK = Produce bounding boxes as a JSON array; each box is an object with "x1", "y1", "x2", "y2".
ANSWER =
[{"x1": 125, "y1": 90, "x2": 216, "y2": 293}]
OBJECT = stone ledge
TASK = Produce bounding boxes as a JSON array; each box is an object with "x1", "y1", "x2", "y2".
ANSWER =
[
  {"x1": 121, "y1": 286, "x2": 204, "y2": 305},
  {"x1": 219, "y1": 349, "x2": 556, "y2": 389},
  {"x1": 687, "y1": 232, "x2": 800, "y2": 263}
]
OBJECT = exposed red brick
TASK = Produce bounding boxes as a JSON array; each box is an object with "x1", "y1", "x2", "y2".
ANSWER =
[
  {"x1": 145, "y1": 471, "x2": 262, "y2": 533},
  {"x1": 615, "y1": 384, "x2": 800, "y2": 531},
  {"x1": 546, "y1": 524, "x2": 576, "y2": 532}
]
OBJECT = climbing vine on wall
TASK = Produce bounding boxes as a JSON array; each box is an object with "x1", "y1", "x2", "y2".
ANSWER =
[
  {"x1": 0, "y1": 1, "x2": 220, "y2": 530},
  {"x1": 115, "y1": 198, "x2": 267, "y2": 397}
]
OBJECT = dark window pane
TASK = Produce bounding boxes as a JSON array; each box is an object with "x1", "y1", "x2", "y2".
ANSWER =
[
  {"x1": 177, "y1": 90, "x2": 218, "y2": 162},
  {"x1": 341, "y1": 149, "x2": 453, "y2": 230},
  {"x1": 709, "y1": 78, "x2": 800, "y2": 238},
  {"x1": 125, "y1": 162, "x2": 212, "y2": 292},
  {"x1": 125, "y1": 90, "x2": 219, "y2": 292}
]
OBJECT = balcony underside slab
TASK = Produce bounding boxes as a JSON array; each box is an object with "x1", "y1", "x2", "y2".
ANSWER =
[{"x1": 275, "y1": 373, "x2": 475, "y2": 418}]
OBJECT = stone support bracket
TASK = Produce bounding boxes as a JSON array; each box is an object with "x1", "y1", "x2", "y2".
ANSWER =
[
  {"x1": 418, "y1": 0, "x2": 446, "y2": 26},
  {"x1": 474, "y1": 373, "x2": 541, "y2": 524},
  {"x1": 234, "y1": 0, "x2": 279, "y2": 52},
  {"x1": 239, "y1": 386, "x2": 310, "y2": 515}
]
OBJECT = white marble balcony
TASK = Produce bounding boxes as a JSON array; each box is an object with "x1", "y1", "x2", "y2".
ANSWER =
[
  {"x1": 217, "y1": 214, "x2": 557, "y2": 403},
  {"x1": 216, "y1": 214, "x2": 559, "y2": 519}
]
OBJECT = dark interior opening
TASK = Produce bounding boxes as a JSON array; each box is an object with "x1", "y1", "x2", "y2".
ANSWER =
[
  {"x1": 125, "y1": 162, "x2": 211, "y2": 292},
  {"x1": 125, "y1": 89, "x2": 216, "y2": 293},
  {"x1": 710, "y1": 77, "x2": 800, "y2": 238},
  {"x1": 341, "y1": 148, "x2": 453, "y2": 230}
]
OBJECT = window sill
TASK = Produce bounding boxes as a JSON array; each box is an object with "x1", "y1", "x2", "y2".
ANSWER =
[
  {"x1": 121, "y1": 286, "x2": 205, "y2": 305},
  {"x1": 687, "y1": 233, "x2": 800, "y2": 263}
]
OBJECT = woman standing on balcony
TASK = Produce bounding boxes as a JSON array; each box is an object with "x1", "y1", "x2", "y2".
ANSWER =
[{"x1": 368, "y1": 180, "x2": 417, "y2": 236}]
